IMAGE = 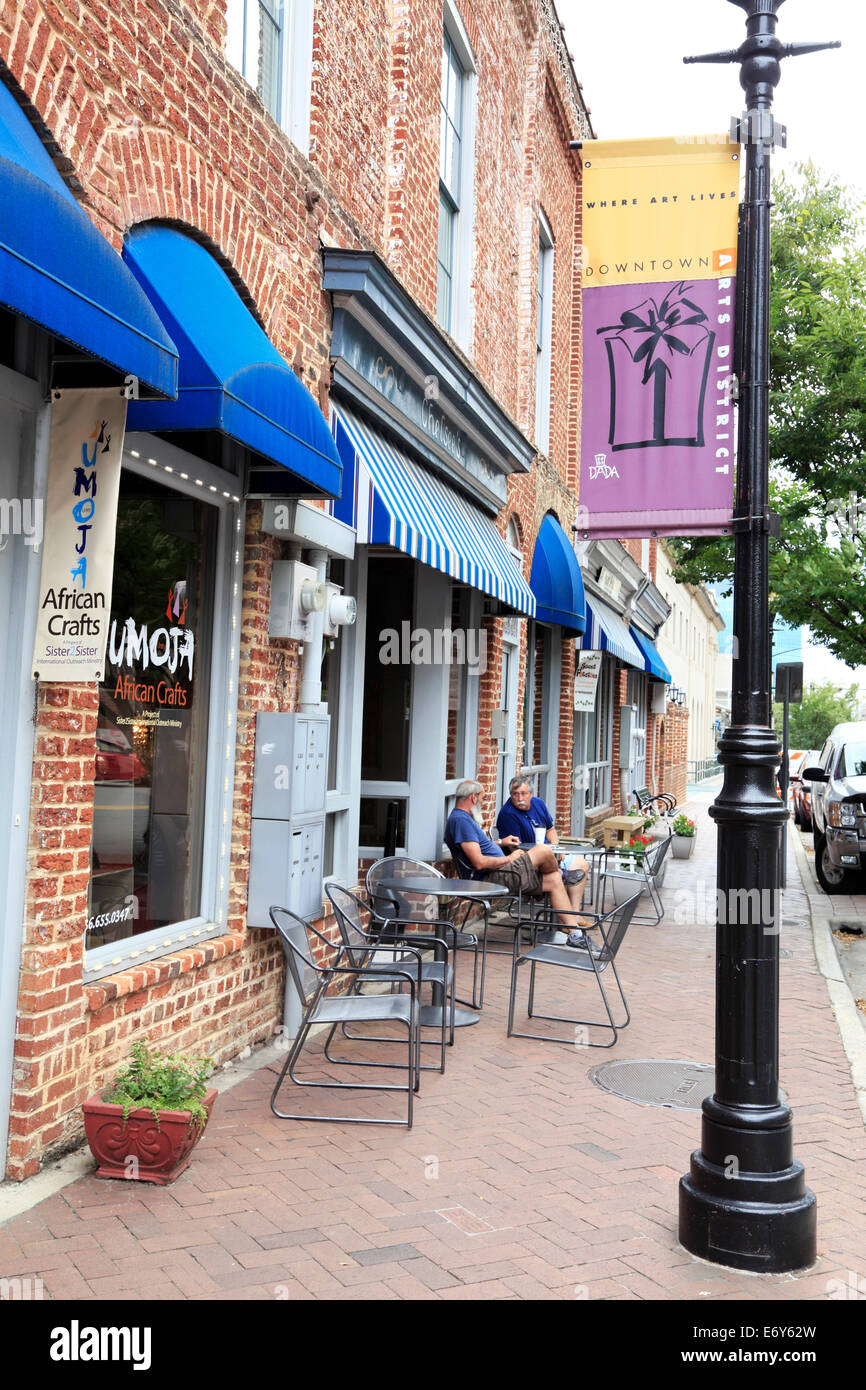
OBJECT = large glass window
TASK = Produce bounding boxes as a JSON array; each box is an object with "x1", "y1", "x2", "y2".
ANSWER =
[
  {"x1": 574, "y1": 653, "x2": 614, "y2": 825},
  {"x1": 437, "y1": 28, "x2": 463, "y2": 333},
  {"x1": 359, "y1": 555, "x2": 414, "y2": 848},
  {"x1": 535, "y1": 216, "x2": 554, "y2": 452},
  {"x1": 226, "y1": 0, "x2": 313, "y2": 152},
  {"x1": 87, "y1": 472, "x2": 217, "y2": 947},
  {"x1": 436, "y1": 12, "x2": 475, "y2": 343}
]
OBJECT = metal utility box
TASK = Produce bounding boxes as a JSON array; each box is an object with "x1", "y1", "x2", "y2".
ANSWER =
[{"x1": 248, "y1": 712, "x2": 330, "y2": 927}]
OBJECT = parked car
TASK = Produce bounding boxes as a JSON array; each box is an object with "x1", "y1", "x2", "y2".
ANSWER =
[
  {"x1": 803, "y1": 724, "x2": 866, "y2": 893},
  {"x1": 790, "y1": 749, "x2": 820, "y2": 831}
]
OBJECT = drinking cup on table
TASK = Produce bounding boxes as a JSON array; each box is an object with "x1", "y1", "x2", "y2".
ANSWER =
[{"x1": 534, "y1": 827, "x2": 546, "y2": 845}]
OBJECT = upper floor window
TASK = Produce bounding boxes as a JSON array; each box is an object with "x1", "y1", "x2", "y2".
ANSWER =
[
  {"x1": 226, "y1": 0, "x2": 314, "y2": 155},
  {"x1": 535, "y1": 213, "x2": 554, "y2": 453},
  {"x1": 437, "y1": 7, "x2": 476, "y2": 347}
]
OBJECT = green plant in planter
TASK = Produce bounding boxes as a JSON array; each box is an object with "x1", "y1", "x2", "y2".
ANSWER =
[
  {"x1": 101, "y1": 1040, "x2": 214, "y2": 1131},
  {"x1": 672, "y1": 814, "x2": 696, "y2": 838}
]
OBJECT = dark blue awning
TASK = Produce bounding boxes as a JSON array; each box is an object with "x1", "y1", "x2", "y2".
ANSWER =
[
  {"x1": 0, "y1": 81, "x2": 178, "y2": 397},
  {"x1": 123, "y1": 225, "x2": 342, "y2": 499},
  {"x1": 529, "y1": 513, "x2": 586, "y2": 636},
  {"x1": 630, "y1": 626, "x2": 672, "y2": 683}
]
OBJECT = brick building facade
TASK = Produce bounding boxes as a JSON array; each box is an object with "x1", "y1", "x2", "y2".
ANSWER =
[{"x1": 0, "y1": 0, "x2": 686, "y2": 1181}]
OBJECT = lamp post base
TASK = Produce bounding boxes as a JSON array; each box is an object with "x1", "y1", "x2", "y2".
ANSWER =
[{"x1": 679, "y1": 1124, "x2": 817, "y2": 1273}]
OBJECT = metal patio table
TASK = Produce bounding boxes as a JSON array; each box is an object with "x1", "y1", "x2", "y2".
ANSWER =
[{"x1": 375, "y1": 876, "x2": 509, "y2": 1029}]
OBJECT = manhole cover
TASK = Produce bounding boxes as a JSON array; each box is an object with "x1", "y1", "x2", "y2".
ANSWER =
[{"x1": 590, "y1": 1059, "x2": 715, "y2": 1110}]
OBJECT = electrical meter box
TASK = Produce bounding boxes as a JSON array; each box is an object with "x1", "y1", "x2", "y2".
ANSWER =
[{"x1": 247, "y1": 712, "x2": 330, "y2": 927}]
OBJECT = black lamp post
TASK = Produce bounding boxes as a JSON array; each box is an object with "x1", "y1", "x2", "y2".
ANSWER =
[{"x1": 678, "y1": 0, "x2": 839, "y2": 1272}]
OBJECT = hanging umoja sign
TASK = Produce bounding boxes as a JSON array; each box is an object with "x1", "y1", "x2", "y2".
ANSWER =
[
  {"x1": 32, "y1": 389, "x2": 127, "y2": 681},
  {"x1": 578, "y1": 136, "x2": 741, "y2": 539}
]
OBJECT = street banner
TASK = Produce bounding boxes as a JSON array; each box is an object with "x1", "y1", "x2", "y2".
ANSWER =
[
  {"x1": 574, "y1": 649, "x2": 603, "y2": 712},
  {"x1": 32, "y1": 389, "x2": 127, "y2": 681},
  {"x1": 579, "y1": 136, "x2": 741, "y2": 539}
]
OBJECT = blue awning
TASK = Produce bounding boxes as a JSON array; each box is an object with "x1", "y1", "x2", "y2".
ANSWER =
[
  {"x1": 529, "y1": 513, "x2": 586, "y2": 636},
  {"x1": 630, "y1": 626, "x2": 672, "y2": 683},
  {"x1": 123, "y1": 224, "x2": 342, "y2": 498},
  {"x1": 0, "y1": 82, "x2": 178, "y2": 397},
  {"x1": 331, "y1": 404, "x2": 535, "y2": 616},
  {"x1": 583, "y1": 594, "x2": 644, "y2": 669}
]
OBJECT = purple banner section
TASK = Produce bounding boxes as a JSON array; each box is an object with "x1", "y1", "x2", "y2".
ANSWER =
[{"x1": 579, "y1": 277, "x2": 736, "y2": 539}]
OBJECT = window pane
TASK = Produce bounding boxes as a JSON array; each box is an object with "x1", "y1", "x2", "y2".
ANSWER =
[
  {"x1": 360, "y1": 798, "x2": 407, "y2": 849},
  {"x1": 88, "y1": 473, "x2": 216, "y2": 948},
  {"x1": 257, "y1": 1, "x2": 281, "y2": 118},
  {"x1": 361, "y1": 556, "x2": 414, "y2": 780},
  {"x1": 437, "y1": 191, "x2": 454, "y2": 329}
]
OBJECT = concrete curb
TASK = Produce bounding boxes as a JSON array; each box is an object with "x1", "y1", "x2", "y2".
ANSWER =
[
  {"x1": 789, "y1": 819, "x2": 866, "y2": 1129},
  {"x1": 0, "y1": 1038, "x2": 288, "y2": 1225}
]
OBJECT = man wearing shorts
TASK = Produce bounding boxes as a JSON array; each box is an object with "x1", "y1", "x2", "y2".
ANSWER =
[
  {"x1": 496, "y1": 776, "x2": 590, "y2": 917},
  {"x1": 445, "y1": 780, "x2": 594, "y2": 944}
]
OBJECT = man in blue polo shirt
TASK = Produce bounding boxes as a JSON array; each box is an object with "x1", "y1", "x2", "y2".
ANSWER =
[
  {"x1": 496, "y1": 776, "x2": 590, "y2": 918},
  {"x1": 445, "y1": 779, "x2": 595, "y2": 946}
]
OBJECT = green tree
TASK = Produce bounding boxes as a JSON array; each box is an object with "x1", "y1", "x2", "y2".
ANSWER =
[
  {"x1": 671, "y1": 165, "x2": 866, "y2": 668},
  {"x1": 773, "y1": 680, "x2": 858, "y2": 750}
]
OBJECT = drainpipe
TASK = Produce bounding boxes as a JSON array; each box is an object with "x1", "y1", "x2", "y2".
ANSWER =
[{"x1": 299, "y1": 547, "x2": 328, "y2": 714}]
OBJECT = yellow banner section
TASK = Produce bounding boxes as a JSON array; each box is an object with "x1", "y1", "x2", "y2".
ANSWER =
[{"x1": 582, "y1": 136, "x2": 742, "y2": 288}]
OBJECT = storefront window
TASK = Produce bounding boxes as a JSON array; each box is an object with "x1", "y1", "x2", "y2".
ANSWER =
[
  {"x1": 445, "y1": 585, "x2": 471, "y2": 780},
  {"x1": 86, "y1": 471, "x2": 216, "y2": 948},
  {"x1": 361, "y1": 555, "x2": 414, "y2": 781}
]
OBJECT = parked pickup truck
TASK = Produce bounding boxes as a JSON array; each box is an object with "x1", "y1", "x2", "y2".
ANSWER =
[{"x1": 803, "y1": 722, "x2": 866, "y2": 894}]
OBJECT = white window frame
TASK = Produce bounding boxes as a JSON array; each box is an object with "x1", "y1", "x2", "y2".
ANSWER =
[
  {"x1": 437, "y1": 1, "x2": 476, "y2": 351},
  {"x1": 225, "y1": 0, "x2": 314, "y2": 155},
  {"x1": 83, "y1": 434, "x2": 244, "y2": 983},
  {"x1": 535, "y1": 211, "x2": 555, "y2": 454}
]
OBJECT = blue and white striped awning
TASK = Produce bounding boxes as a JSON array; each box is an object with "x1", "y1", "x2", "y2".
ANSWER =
[
  {"x1": 329, "y1": 404, "x2": 535, "y2": 617},
  {"x1": 583, "y1": 595, "x2": 644, "y2": 669}
]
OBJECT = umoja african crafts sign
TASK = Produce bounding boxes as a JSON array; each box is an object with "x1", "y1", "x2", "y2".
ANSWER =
[
  {"x1": 578, "y1": 137, "x2": 741, "y2": 539},
  {"x1": 32, "y1": 390, "x2": 127, "y2": 681}
]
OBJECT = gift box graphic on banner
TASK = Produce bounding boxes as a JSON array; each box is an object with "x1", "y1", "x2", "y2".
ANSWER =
[{"x1": 598, "y1": 282, "x2": 715, "y2": 452}]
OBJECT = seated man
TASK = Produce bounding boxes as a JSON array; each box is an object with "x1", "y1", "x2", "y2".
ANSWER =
[
  {"x1": 496, "y1": 776, "x2": 590, "y2": 918},
  {"x1": 445, "y1": 779, "x2": 594, "y2": 946}
]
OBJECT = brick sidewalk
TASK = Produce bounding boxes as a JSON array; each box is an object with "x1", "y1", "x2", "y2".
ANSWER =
[{"x1": 3, "y1": 788, "x2": 866, "y2": 1301}]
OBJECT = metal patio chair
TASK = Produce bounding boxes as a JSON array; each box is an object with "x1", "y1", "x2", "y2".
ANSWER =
[
  {"x1": 507, "y1": 892, "x2": 642, "y2": 1048},
  {"x1": 326, "y1": 882, "x2": 455, "y2": 1070},
  {"x1": 367, "y1": 855, "x2": 493, "y2": 1010},
  {"x1": 268, "y1": 905, "x2": 422, "y2": 1128},
  {"x1": 598, "y1": 831, "x2": 673, "y2": 925}
]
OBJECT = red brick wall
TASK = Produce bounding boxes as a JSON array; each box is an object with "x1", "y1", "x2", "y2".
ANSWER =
[{"x1": 0, "y1": 0, "x2": 589, "y2": 1176}]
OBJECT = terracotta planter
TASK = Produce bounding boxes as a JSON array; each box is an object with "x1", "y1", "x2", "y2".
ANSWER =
[
  {"x1": 82, "y1": 1088, "x2": 217, "y2": 1185},
  {"x1": 671, "y1": 834, "x2": 696, "y2": 860}
]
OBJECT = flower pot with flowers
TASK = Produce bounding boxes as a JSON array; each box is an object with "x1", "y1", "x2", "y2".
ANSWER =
[
  {"x1": 604, "y1": 833, "x2": 657, "y2": 905},
  {"x1": 82, "y1": 1040, "x2": 217, "y2": 1185},
  {"x1": 671, "y1": 814, "x2": 697, "y2": 859}
]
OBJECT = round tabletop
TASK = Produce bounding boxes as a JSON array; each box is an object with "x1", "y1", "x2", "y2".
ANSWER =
[{"x1": 376, "y1": 876, "x2": 509, "y2": 899}]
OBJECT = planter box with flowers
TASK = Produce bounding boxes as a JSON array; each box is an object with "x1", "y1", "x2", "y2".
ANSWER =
[
  {"x1": 671, "y1": 813, "x2": 697, "y2": 859},
  {"x1": 603, "y1": 832, "x2": 665, "y2": 906},
  {"x1": 82, "y1": 1041, "x2": 216, "y2": 1185}
]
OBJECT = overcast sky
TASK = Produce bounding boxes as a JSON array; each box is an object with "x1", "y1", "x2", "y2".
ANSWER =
[
  {"x1": 557, "y1": 0, "x2": 863, "y2": 199},
  {"x1": 558, "y1": 0, "x2": 865, "y2": 684}
]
